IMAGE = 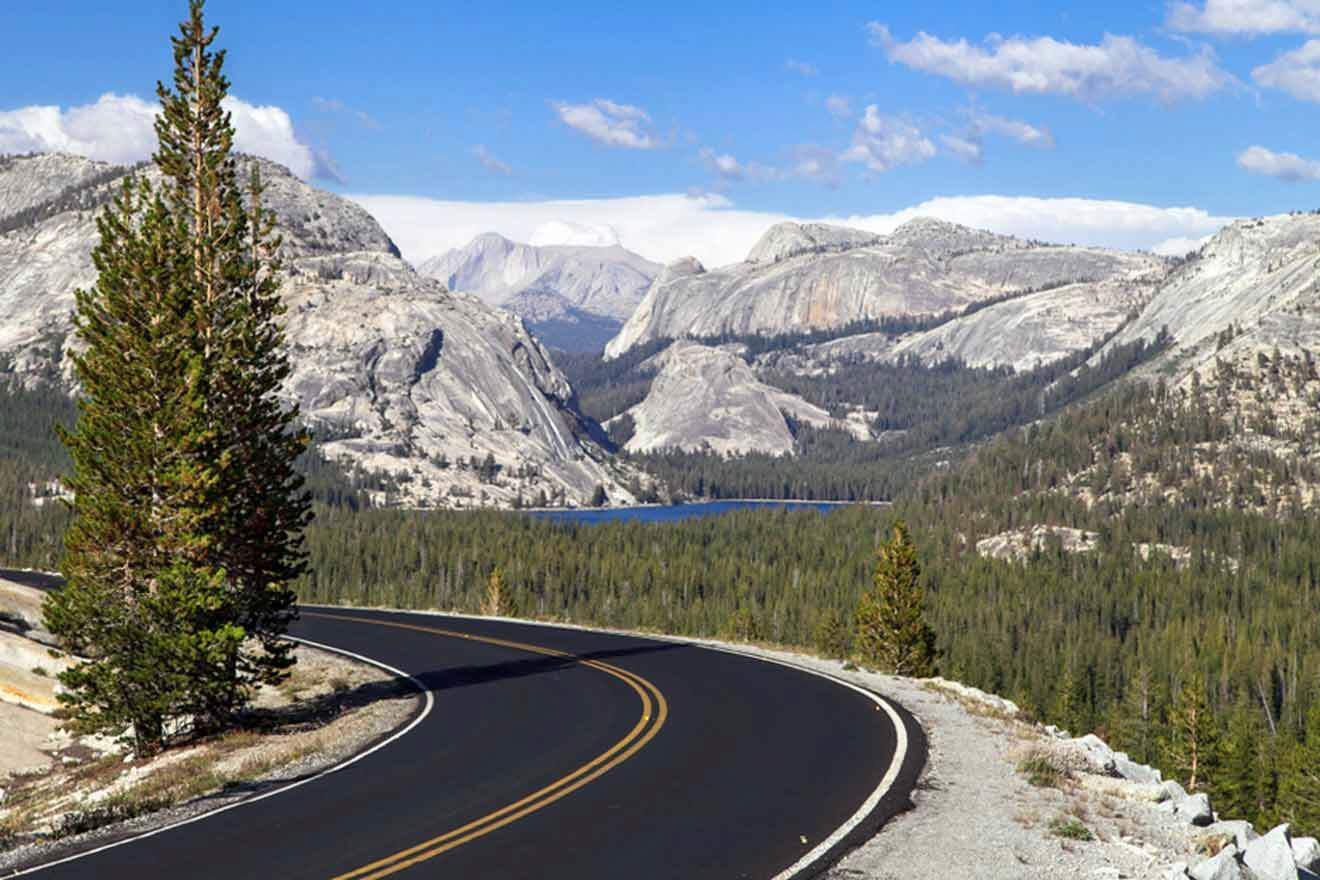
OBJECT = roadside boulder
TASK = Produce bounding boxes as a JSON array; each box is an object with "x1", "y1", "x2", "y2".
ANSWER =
[
  {"x1": 1244, "y1": 825, "x2": 1299, "y2": 880},
  {"x1": 1174, "y1": 792, "x2": 1215, "y2": 826},
  {"x1": 1114, "y1": 754, "x2": 1162, "y2": 784},
  {"x1": 1160, "y1": 780, "x2": 1189, "y2": 803},
  {"x1": 1293, "y1": 837, "x2": 1320, "y2": 873},
  {"x1": 1201, "y1": 820, "x2": 1258, "y2": 852},
  {"x1": 1069, "y1": 733, "x2": 1119, "y2": 775},
  {"x1": 1189, "y1": 844, "x2": 1245, "y2": 880}
]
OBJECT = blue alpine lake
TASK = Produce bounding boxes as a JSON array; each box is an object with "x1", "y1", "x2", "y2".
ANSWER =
[{"x1": 529, "y1": 500, "x2": 858, "y2": 525}]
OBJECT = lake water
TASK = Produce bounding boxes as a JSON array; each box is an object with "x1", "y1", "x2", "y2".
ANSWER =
[{"x1": 529, "y1": 500, "x2": 855, "y2": 525}]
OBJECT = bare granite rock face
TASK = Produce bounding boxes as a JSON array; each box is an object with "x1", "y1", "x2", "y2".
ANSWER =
[
  {"x1": 619, "y1": 341, "x2": 865, "y2": 456},
  {"x1": 418, "y1": 233, "x2": 660, "y2": 350},
  {"x1": 1101, "y1": 213, "x2": 1320, "y2": 385},
  {"x1": 605, "y1": 217, "x2": 1165, "y2": 359},
  {"x1": 0, "y1": 152, "x2": 636, "y2": 508}
]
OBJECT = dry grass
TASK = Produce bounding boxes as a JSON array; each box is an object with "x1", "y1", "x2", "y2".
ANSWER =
[
  {"x1": 1013, "y1": 808, "x2": 1040, "y2": 829},
  {"x1": 1195, "y1": 832, "x2": 1235, "y2": 857},
  {"x1": 1049, "y1": 816, "x2": 1095, "y2": 842},
  {"x1": 0, "y1": 643, "x2": 411, "y2": 854},
  {"x1": 1015, "y1": 746, "x2": 1072, "y2": 790}
]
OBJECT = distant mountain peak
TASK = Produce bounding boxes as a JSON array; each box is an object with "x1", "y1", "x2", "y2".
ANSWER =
[
  {"x1": 417, "y1": 232, "x2": 662, "y2": 352},
  {"x1": 745, "y1": 221, "x2": 880, "y2": 264}
]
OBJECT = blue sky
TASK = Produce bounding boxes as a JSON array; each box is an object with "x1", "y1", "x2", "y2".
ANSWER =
[{"x1": 5, "y1": 1, "x2": 1320, "y2": 264}]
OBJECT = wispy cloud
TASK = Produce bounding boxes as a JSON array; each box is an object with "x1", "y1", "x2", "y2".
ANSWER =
[
  {"x1": 824, "y1": 95, "x2": 853, "y2": 119},
  {"x1": 1237, "y1": 144, "x2": 1320, "y2": 180},
  {"x1": 352, "y1": 190, "x2": 1232, "y2": 268},
  {"x1": 869, "y1": 22, "x2": 1234, "y2": 103},
  {"x1": 310, "y1": 96, "x2": 380, "y2": 129},
  {"x1": 840, "y1": 106, "x2": 936, "y2": 173},
  {"x1": 551, "y1": 98, "x2": 657, "y2": 149},
  {"x1": 785, "y1": 58, "x2": 819, "y2": 76},
  {"x1": 965, "y1": 108, "x2": 1054, "y2": 148},
  {"x1": 789, "y1": 144, "x2": 841, "y2": 187},
  {"x1": 941, "y1": 134, "x2": 983, "y2": 164},
  {"x1": 0, "y1": 92, "x2": 329, "y2": 179},
  {"x1": 1168, "y1": 0, "x2": 1320, "y2": 36},
  {"x1": 699, "y1": 148, "x2": 777, "y2": 183},
  {"x1": 472, "y1": 144, "x2": 512, "y2": 175},
  {"x1": 1253, "y1": 39, "x2": 1320, "y2": 100}
]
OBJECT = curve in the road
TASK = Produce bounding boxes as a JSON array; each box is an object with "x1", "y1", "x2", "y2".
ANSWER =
[
  {"x1": 316, "y1": 612, "x2": 669, "y2": 879},
  {"x1": 12, "y1": 607, "x2": 926, "y2": 880}
]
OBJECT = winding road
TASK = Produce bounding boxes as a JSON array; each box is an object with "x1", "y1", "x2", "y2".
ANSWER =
[{"x1": 16, "y1": 606, "x2": 926, "y2": 879}]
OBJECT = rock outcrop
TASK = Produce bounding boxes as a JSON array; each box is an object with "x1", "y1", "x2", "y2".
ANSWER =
[
  {"x1": 617, "y1": 341, "x2": 863, "y2": 456},
  {"x1": 605, "y1": 217, "x2": 1164, "y2": 360},
  {"x1": 0, "y1": 153, "x2": 636, "y2": 508},
  {"x1": 419, "y1": 233, "x2": 660, "y2": 351},
  {"x1": 1101, "y1": 213, "x2": 1320, "y2": 385}
]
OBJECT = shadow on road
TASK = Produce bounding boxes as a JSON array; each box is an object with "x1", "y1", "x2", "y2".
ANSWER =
[
  {"x1": 248, "y1": 642, "x2": 681, "y2": 732},
  {"x1": 0, "y1": 568, "x2": 63, "y2": 591},
  {"x1": 409, "y1": 642, "x2": 683, "y2": 694}
]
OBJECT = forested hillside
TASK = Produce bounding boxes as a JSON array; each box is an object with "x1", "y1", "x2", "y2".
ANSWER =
[
  {"x1": 5, "y1": 344, "x2": 1320, "y2": 831},
  {"x1": 562, "y1": 328, "x2": 1171, "y2": 501}
]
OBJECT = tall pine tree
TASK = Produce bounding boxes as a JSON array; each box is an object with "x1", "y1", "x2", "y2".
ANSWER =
[
  {"x1": 1161, "y1": 673, "x2": 1221, "y2": 794},
  {"x1": 45, "y1": 0, "x2": 309, "y2": 754},
  {"x1": 854, "y1": 519, "x2": 938, "y2": 676}
]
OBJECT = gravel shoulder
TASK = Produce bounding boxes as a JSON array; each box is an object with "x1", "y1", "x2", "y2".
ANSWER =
[
  {"x1": 0, "y1": 641, "x2": 421, "y2": 874},
  {"x1": 677, "y1": 639, "x2": 1213, "y2": 880},
  {"x1": 322, "y1": 606, "x2": 1216, "y2": 880}
]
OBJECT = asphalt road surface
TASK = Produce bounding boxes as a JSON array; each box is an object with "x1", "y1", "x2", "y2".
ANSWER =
[{"x1": 16, "y1": 606, "x2": 925, "y2": 879}]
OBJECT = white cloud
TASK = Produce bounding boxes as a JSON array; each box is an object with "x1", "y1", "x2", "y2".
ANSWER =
[
  {"x1": 1237, "y1": 144, "x2": 1320, "y2": 179},
  {"x1": 551, "y1": 98, "x2": 657, "y2": 149},
  {"x1": 966, "y1": 109, "x2": 1055, "y2": 148},
  {"x1": 840, "y1": 106, "x2": 936, "y2": 173},
  {"x1": 528, "y1": 220, "x2": 620, "y2": 247},
  {"x1": 786, "y1": 59, "x2": 819, "y2": 76},
  {"x1": 1253, "y1": 39, "x2": 1320, "y2": 99},
  {"x1": 1151, "y1": 234, "x2": 1215, "y2": 256},
  {"x1": 1168, "y1": 0, "x2": 1320, "y2": 35},
  {"x1": 472, "y1": 144, "x2": 512, "y2": 175},
  {"x1": 940, "y1": 134, "x2": 983, "y2": 163},
  {"x1": 825, "y1": 95, "x2": 853, "y2": 119},
  {"x1": 789, "y1": 144, "x2": 841, "y2": 186},
  {"x1": 0, "y1": 92, "x2": 325, "y2": 179},
  {"x1": 224, "y1": 99, "x2": 325, "y2": 179},
  {"x1": 699, "y1": 148, "x2": 777, "y2": 183},
  {"x1": 869, "y1": 23, "x2": 1233, "y2": 103},
  {"x1": 351, "y1": 190, "x2": 1232, "y2": 269}
]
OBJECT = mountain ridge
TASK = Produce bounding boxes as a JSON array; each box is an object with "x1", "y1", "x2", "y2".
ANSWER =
[{"x1": 0, "y1": 152, "x2": 641, "y2": 509}]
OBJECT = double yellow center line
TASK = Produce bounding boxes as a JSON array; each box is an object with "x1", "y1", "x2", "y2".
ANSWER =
[{"x1": 303, "y1": 612, "x2": 670, "y2": 880}]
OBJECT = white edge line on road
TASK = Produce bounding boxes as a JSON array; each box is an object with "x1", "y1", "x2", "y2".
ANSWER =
[
  {"x1": 9, "y1": 635, "x2": 435, "y2": 878},
  {"x1": 305, "y1": 605, "x2": 912, "y2": 880}
]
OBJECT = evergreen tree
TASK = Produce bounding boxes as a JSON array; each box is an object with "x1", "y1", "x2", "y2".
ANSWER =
[
  {"x1": 813, "y1": 607, "x2": 851, "y2": 660},
  {"x1": 1218, "y1": 702, "x2": 1265, "y2": 822},
  {"x1": 1280, "y1": 698, "x2": 1320, "y2": 831},
  {"x1": 44, "y1": 0, "x2": 307, "y2": 753},
  {"x1": 1162, "y1": 675, "x2": 1221, "y2": 793},
  {"x1": 853, "y1": 520, "x2": 937, "y2": 676},
  {"x1": 480, "y1": 569, "x2": 505, "y2": 617},
  {"x1": 1112, "y1": 664, "x2": 1160, "y2": 765},
  {"x1": 1052, "y1": 663, "x2": 1081, "y2": 734}
]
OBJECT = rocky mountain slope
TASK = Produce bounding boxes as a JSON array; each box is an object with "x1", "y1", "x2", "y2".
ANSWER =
[
  {"x1": 606, "y1": 217, "x2": 1165, "y2": 360},
  {"x1": 1102, "y1": 213, "x2": 1320, "y2": 384},
  {"x1": 419, "y1": 233, "x2": 660, "y2": 352},
  {"x1": 614, "y1": 341, "x2": 867, "y2": 456},
  {"x1": 768, "y1": 271, "x2": 1157, "y2": 374},
  {"x1": 0, "y1": 152, "x2": 637, "y2": 508}
]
